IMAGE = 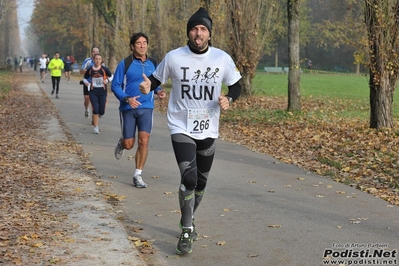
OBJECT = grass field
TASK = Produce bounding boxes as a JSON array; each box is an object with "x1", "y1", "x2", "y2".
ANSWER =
[
  {"x1": 0, "y1": 71, "x2": 12, "y2": 100},
  {"x1": 253, "y1": 72, "x2": 369, "y2": 98},
  {"x1": 251, "y1": 71, "x2": 399, "y2": 120}
]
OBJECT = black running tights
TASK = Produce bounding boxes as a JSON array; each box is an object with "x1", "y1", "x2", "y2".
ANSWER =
[
  {"x1": 51, "y1": 76, "x2": 60, "y2": 94},
  {"x1": 171, "y1": 134, "x2": 215, "y2": 191}
]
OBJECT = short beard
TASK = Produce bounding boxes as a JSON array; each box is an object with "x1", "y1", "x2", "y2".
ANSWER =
[{"x1": 188, "y1": 40, "x2": 208, "y2": 52}]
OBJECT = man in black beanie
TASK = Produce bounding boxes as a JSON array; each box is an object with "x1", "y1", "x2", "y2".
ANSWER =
[
  {"x1": 139, "y1": 7, "x2": 242, "y2": 255},
  {"x1": 186, "y1": 7, "x2": 213, "y2": 37}
]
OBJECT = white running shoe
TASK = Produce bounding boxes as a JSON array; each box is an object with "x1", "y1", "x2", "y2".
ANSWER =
[
  {"x1": 93, "y1": 126, "x2": 99, "y2": 134},
  {"x1": 114, "y1": 138, "x2": 124, "y2": 160},
  {"x1": 133, "y1": 174, "x2": 147, "y2": 188}
]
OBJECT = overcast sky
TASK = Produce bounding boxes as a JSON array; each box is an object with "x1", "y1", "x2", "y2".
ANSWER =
[{"x1": 17, "y1": 0, "x2": 34, "y2": 40}]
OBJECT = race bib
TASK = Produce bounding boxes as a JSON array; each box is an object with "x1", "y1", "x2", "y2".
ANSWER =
[
  {"x1": 187, "y1": 109, "x2": 214, "y2": 134},
  {"x1": 92, "y1": 77, "x2": 103, "y2": 87}
]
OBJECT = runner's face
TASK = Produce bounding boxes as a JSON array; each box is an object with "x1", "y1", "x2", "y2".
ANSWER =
[
  {"x1": 54, "y1": 53, "x2": 60, "y2": 59},
  {"x1": 94, "y1": 55, "x2": 102, "y2": 66},
  {"x1": 188, "y1": 25, "x2": 210, "y2": 52},
  {"x1": 132, "y1": 37, "x2": 148, "y2": 58},
  {"x1": 92, "y1": 48, "x2": 99, "y2": 58}
]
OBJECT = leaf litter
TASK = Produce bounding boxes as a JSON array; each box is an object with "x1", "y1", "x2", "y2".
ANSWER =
[
  {"x1": 214, "y1": 96, "x2": 399, "y2": 206},
  {"x1": 0, "y1": 73, "x2": 142, "y2": 265}
]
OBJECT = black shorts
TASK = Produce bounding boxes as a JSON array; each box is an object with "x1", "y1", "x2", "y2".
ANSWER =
[
  {"x1": 83, "y1": 85, "x2": 89, "y2": 96},
  {"x1": 40, "y1": 68, "x2": 46, "y2": 73}
]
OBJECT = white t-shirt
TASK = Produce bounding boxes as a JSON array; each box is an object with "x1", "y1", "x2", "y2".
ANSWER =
[
  {"x1": 39, "y1": 57, "x2": 47, "y2": 69},
  {"x1": 153, "y1": 46, "x2": 241, "y2": 139}
]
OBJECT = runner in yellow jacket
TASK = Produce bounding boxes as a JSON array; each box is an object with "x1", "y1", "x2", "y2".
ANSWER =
[{"x1": 47, "y1": 52, "x2": 64, "y2": 99}]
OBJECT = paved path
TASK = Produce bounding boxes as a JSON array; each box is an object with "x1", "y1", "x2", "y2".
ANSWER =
[{"x1": 38, "y1": 71, "x2": 398, "y2": 266}]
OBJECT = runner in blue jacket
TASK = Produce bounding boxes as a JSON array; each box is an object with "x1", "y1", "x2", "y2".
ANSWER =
[{"x1": 111, "y1": 32, "x2": 166, "y2": 188}]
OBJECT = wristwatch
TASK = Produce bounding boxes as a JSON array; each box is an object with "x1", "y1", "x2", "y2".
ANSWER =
[
  {"x1": 226, "y1": 96, "x2": 233, "y2": 106},
  {"x1": 123, "y1": 96, "x2": 130, "y2": 103}
]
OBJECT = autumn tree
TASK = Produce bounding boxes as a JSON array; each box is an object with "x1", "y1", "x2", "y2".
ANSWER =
[
  {"x1": 0, "y1": 0, "x2": 13, "y2": 25},
  {"x1": 0, "y1": 0, "x2": 20, "y2": 63},
  {"x1": 364, "y1": 1, "x2": 399, "y2": 128},
  {"x1": 86, "y1": 0, "x2": 118, "y2": 70},
  {"x1": 308, "y1": 0, "x2": 367, "y2": 73},
  {"x1": 287, "y1": 0, "x2": 301, "y2": 111},
  {"x1": 30, "y1": 0, "x2": 87, "y2": 59},
  {"x1": 225, "y1": 0, "x2": 279, "y2": 96}
]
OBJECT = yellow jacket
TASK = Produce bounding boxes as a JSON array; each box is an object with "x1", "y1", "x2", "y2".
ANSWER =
[{"x1": 48, "y1": 58, "x2": 64, "y2": 77}]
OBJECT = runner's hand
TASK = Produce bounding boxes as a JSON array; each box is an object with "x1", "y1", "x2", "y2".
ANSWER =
[
  {"x1": 140, "y1": 74, "x2": 151, "y2": 94},
  {"x1": 127, "y1": 96, "x2": 141, "y2": 109},
  {"x1": 157, "y1": 89, "x2": 166, "y2": 99},
  {"x1": 218, "y1": 96, "x2": 230, "y2": 110}
]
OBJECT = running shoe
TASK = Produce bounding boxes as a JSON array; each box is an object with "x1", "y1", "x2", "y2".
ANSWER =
[
  {"x1": 114, "y1": 138, "x2": 124, "y2": 160},
  {"x1": 56, "y1": 95, "x2": 59, "y2": 99},
  {"x1": 84, "y1": 110, "x2": 89, "y2": 119},
  {"x1": 133, "y1": 174, "x2": 147, "y2": 188},
  {"x1": 93, "y1": 126, "x2": 99, "y2": 134},
  {"x1": 179, "y1": 218, "x2": 198, "y2": 240},
  {"x1": 176, "y1": 228, "x2": 193, "y2": 255},
  {"x1": 51, "y1": 90, "x2": 54, "y2": 95}
]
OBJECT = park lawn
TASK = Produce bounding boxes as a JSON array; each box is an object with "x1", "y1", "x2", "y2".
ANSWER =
[
  {"x1": 0, "y1": 71, "x2": 13, "y2": 100},
  {"x1": 251, "y1": 72, "x2": 399, "y2": 120}
]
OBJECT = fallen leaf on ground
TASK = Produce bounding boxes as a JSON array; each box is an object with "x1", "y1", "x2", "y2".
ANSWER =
[{"x1": 268, "y1": 224, "x2": 281, "y2": 228}]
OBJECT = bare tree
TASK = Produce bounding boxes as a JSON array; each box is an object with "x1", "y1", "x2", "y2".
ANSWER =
[
  {"x1": 91, "y1": 0, "x2": 129, "y2": 70},
  {"x1": 0, "y1": 0, "x2": 20, "y2": 63},
  {"x1": 201, "y1": 0, "x2": 211, "y2": 10},
  {"x1": 225, "y1": 0, "x2": 279, "y2": 96},
  {"x1": 0, "y1": 0, "x2": 18, "y2": 25},
  {"x1": 287, "y1": 0, "x2": 301, "y2": 111},
  {"x1": 364, "y1": 0, "x2": 399, "y2": 128},
  {"x1": 0, "y1": 0, "x2": 12, "y2": 62}
]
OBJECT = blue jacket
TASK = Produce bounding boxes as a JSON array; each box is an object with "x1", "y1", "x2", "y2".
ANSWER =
[
  {"x1": 81, "y1": 57, "x2": 93, "y2": 70},
  {"x1": 111, "y1": 55, "x2": 161, "y2": 111}
]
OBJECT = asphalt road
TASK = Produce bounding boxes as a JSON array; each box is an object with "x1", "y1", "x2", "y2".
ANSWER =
[{"x1": 39, "y1": 72, "x2": 399, "y2": 266}]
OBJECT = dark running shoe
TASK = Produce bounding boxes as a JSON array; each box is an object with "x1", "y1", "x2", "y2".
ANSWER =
[
  {"x1": 176, "y1": 228, "x2": 193, "y2": 255},
  {"x1": 179, "y1": 218, "x2": 198, "y2": 241}
]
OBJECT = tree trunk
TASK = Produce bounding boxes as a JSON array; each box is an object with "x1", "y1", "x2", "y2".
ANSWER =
[
  {"x1": 369, "y1": 72, "x2": 394, "y2": 128},
  {"x1": 365, "y1": 0, "x2": 399, "y2": 129},
  {"x1": 108, "y1": 41, "x2": 116, "y2": 72},
  {"x1": 241, "y1": 75, "x2": 252, "y2": 97},
  {"x1": 1, "y1": 0, "x2": 20, "y2": 58},
  {"x1": 287, "y1": 0, "x2": 301, "y2": 111},
  {"x1": 201, "y1": 0, "x2": 211, "y2": 10}
]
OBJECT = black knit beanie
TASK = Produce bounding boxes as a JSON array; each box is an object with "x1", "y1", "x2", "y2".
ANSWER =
[{"x1": 186, "y1": 7, "x2": 212, "y2": 37}]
